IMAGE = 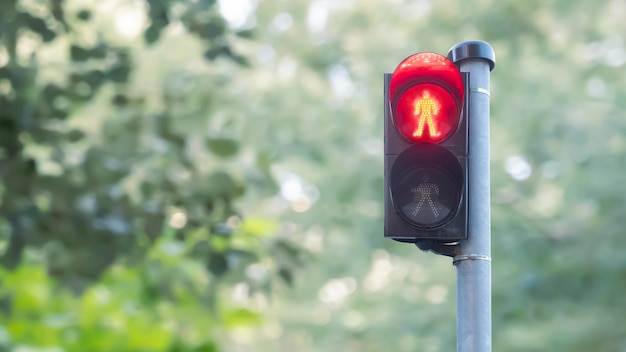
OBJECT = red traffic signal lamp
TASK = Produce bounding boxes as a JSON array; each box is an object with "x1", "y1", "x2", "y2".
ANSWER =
[
  {"x1": 389, "y1": 52, "x2": 465, "y2": 144},
  {"x1": 384, "y1": 52, "x2": 468, "y2": 243}
]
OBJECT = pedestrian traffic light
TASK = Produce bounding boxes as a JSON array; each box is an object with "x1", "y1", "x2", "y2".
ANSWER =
[{"x1": 384, "y1": 52, "x2": 468, "y2": 243}]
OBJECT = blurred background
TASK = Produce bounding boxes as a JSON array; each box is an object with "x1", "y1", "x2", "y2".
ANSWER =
[{"x1": 1, "y1": 0, "x2": 626, "y2": 351}]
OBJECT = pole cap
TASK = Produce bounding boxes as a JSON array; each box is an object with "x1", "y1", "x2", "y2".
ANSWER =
[{"x1": 447, "y1": 40, "x2": 495, "y2": 71}]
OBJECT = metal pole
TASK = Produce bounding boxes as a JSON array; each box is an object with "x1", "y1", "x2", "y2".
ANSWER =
[{"x1": 447, "y1": 41, "x2": 496, "y2": 352}]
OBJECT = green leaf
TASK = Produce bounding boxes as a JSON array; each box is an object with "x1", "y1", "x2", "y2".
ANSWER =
[
  {"x1": 111, "y1": 94, "x2": 129, "y2": 106},
  {"x1": 85, "y1": 69, "x2": 105, "y2": 86},
  {"x1": 203, "y1": 45, "x2": 231, "y2": 61},
  {"x1": 67, "y1": 129, "x2": 85, "y2": 142},
  {"x1": 223, "y1": 308, "x2": 262, "y2": 328},
  {"x1": 107, "y1": 65, "x2": 131, "y2": 83},
  {"x1": 76, "y1": 9, "x2": 91, "y2": 21},
  {"x1": 206, "y1": 171, "x2": 244, "y2": 198},
  {"x1": 20, "y1": 12, "x2": 56, "y2": 42},
  {"x1": 240, "y1": 218, "x2": 278, "y2": 238},
  {"x1": 144, "y1": 23, "x2": 162, "y2": 45},
  {"x1": 278, "y1": 267, "x2": 293, "y2": 286},
  {"x1": 91, "y1": 43, "x2": 108, "y2": 59},
  {"x1": 70, "y1": 45, "x2": 91, "y2": 62},
  {"x1": 194, "y1": 341, "x2": 219, "y2": 352},
  {"x1": 206, "y1": 138, "x2": 239, "y2": 158},
  {"x1": 235, "y1": 29, "x2": 255, "y2": 39},
  {"x1": 207, "y1": 252, "x2": 228, "y2": 276}
]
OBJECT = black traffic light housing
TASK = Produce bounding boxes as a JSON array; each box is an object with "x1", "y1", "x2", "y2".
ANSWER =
[{"x1": 384, "y1": 69, "x2": 470, "y2": 243}]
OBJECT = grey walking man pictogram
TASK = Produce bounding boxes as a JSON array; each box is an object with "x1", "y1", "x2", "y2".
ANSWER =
[{"x1": 410, "y1": 174, "x2": 440, "y2": 217}]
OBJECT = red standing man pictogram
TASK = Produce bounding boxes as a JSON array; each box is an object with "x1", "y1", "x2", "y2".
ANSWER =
[{"x1": 413, "y1": 91, "x2": 441, "y2": 138}]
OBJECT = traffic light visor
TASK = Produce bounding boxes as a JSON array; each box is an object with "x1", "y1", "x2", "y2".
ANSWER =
[{"x1": 389, "y1": 53, "x2": 464, "y2": 143}]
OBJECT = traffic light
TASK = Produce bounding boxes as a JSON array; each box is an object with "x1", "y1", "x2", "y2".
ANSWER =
[{"x1": 384, "y1": 52, "x2": 468, "y2": 243}]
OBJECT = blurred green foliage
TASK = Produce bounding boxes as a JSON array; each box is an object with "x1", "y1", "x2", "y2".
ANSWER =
[
  {"x1": 1, "y1": 0, "x2": 626, "y2": 351},
  {"x1": 0, "y1": 0, "x2": 301, "y2": 350}
]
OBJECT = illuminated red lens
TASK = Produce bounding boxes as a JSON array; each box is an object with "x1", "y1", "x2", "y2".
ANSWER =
[{"x1": 389, "y1": 52, "x2": 464, "y2": 143}]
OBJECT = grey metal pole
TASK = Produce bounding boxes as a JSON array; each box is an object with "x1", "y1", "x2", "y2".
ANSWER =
[{"x1": 447, "y1": 41, "x2": 496, "y2": 352}]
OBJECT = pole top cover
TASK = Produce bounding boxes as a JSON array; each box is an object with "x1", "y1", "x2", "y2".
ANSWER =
[{"x1": 447, "y1": 40, "x2": 495, "y2": 71}]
